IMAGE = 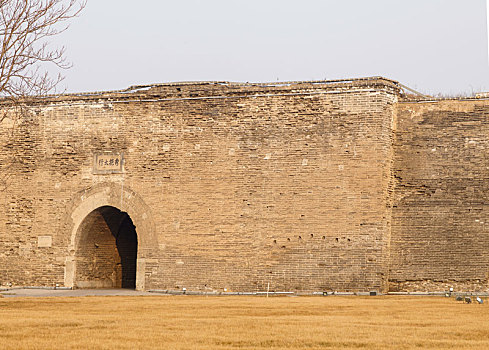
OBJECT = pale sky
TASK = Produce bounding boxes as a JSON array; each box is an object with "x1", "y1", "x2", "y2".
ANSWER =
[{"x1": 53, "y1": 0, "x2": 489, "y2": 95}]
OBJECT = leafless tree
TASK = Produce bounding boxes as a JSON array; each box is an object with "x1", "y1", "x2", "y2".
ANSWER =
[
  {"x1": 0, "y1": 0, "x2": 85, "y2": 98},
  {"x1": 0, "y1": 0, "x2": 85, "y2": 190}
]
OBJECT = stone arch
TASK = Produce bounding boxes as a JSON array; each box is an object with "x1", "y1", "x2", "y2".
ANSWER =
[{"x1": 62, "y1": 182, "x2": 157, "y2": 290}]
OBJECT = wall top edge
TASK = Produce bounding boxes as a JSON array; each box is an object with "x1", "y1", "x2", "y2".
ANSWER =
[
  {"x1": 0, "y1": 76, "x2": 401, "y2": 106},
  {"x1": 399, "y1": 96, "x2": 489, "y2": 104}
]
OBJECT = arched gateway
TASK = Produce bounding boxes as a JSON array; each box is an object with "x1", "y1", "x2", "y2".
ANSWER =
[
  {"x1": 74, "y1": 206, "x2": 138, "y2": 289},
  {"x1": 62, "y1": 183, "x2": 157, "y2": 291}
]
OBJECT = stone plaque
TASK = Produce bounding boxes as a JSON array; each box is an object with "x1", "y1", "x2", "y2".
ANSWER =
[
  {"x1": 38, "y1": 236, "x2": 52, "y2": 248},
  {"x1": 93, "y1": 153, "x2": 123, "y2": 174}
]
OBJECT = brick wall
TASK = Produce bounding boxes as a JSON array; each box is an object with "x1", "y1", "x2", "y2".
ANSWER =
[
  {"x1": 0, "y1": 78, "x2": 399, "y2": 292},
  {"x1": 391, "y1": 99, "x2": 489, "y2": 292}
]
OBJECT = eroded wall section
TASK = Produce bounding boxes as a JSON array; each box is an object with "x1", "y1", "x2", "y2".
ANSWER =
[{"x1": 391, "y1": 99, "x2": 489, "y2": 292}]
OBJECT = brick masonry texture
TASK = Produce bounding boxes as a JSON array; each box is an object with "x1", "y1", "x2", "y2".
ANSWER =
[
  {"x1": 391, "y1": 100, "x2": 489, "y2": 292},
  {"x1": 1, "y1": 77, "x2": 487, "y2": 293}
]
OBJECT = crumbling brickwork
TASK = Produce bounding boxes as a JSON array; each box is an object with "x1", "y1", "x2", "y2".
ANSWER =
[
  {"x1": 2, "y1": 77, "x2": 487, "y2": 293},
  {"x1": 390, "y1": 100, "x2": 489, "y2": 292}
]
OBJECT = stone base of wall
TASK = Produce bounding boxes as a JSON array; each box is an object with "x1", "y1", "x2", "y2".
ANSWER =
[{"x1": 389, "y1": 280, "x2": 489, "y2": 293}]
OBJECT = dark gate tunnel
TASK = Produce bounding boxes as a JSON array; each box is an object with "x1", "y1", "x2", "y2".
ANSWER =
[{"x1": 75, "y1": 206, "x2": 138, "y2": 289}]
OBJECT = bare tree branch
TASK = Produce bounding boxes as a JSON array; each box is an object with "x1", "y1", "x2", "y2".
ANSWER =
[
  {"x1": 0, "y1": 0, "x2": 85, "y2": 191},
  {"x1": 0, "y1": 0, "x2": 85, "y2": 97}
]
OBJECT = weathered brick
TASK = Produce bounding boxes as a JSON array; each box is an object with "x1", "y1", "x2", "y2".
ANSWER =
[{"x1": 4, "y1": 77, "x2": 484, "y2": 293}]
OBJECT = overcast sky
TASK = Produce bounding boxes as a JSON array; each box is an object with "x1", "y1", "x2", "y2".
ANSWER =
[{"x1": 53, "y1": 0, "x2": 489, "y2": 95}]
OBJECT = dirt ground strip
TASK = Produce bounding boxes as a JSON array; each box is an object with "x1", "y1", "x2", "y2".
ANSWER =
[{"x1": 0, "y1": 288, "x2": 156, "y2": 298}]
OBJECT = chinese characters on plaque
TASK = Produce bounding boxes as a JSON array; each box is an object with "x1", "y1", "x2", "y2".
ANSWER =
[{"x1": 93, "y1": 153, "x2": 123, "y2": 174}]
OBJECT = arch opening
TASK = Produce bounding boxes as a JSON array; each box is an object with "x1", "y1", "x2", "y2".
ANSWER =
[{"x1": 74, "y1": 206, "x2": 138, "y2": 289}]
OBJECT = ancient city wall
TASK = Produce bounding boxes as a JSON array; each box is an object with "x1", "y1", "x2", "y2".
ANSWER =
[
  {"x1": 391, "y1": 99, "x2": 489, "y2": 292},
  {"x1": 0, "y1": 78, "x2": 399, "y2": 292}
]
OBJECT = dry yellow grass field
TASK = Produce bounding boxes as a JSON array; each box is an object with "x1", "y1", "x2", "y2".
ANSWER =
[{"x1": 0, "y1": 295, "x2": 488, "y2": 349}]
